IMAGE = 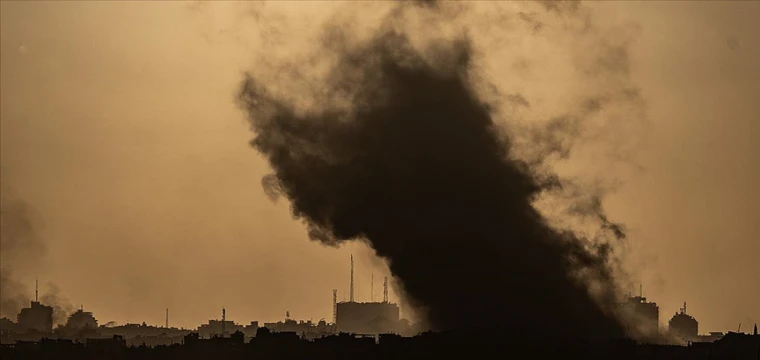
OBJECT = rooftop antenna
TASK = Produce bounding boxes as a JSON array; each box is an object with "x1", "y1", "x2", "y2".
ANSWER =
[
  {"x1": 371, "y1": 273, "x2": 374, "y2": 302},
  {"x1": 639, "y1": 283, "x2": 643, "y2": 298},
  {"x1": 286, "y1": 310, "x2": 290, "y2": 320},
  {"x1": 166, "y1": 308, "x2": 169, "y2": 329},
  {"x1": 350, "y1": 255, "x2": 355, "y2": 302},
  {"x1": 753, "y1": 323, "x2": 757, "y2": 336},
  {"x1": 332, "y1": 289, "x2": 337, "y2": 324},
  {"x1": 222, "y1": 308, "x2": 226, "y2": 336},
  {"x1": 383, "y1": 276, "x2": 388, "y2": 303},
  {"x1": 35, "y1": 278, "x2": 38, "y2": 302}
]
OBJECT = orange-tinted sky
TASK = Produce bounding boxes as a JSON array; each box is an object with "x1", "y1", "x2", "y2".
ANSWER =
[{"x1": 1, "y1": 1, "x2": 758, "y2": 332}]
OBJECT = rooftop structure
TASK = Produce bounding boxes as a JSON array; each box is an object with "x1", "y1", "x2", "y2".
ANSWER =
[
  {"x1": 669, "y1": 302, "x2": 698, "y2": 342},
  {"x1": 334, "y1": 256, "x2": 400, "y2": 335}
]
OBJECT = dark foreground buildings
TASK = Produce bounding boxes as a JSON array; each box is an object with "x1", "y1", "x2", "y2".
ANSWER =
[{"x1": 1, "y1": 328, "x2": 759, "y2": 360}]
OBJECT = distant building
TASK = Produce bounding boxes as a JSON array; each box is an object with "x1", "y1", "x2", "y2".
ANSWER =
[
  {"x1": 262, "y1": 318, "x2": 335, "y2": 340},
  {"x1": 243, "y1": 321, "x2": 259, "y2": 338},
  {"x1": 96, "y1": 322, "x2": 190, "y2": 347},
  {"x1": 0, "y1": 318, "x2": 20, "y2": 334},
  {"x1": 65, "y1": 308, "x2": 98, "y2": 330},
  {"x1": 197, "y1": 320, "x2": 244, "y2": 338},
  {"x1": 336, "y1": 301, "x2": 399, "y2": 335},
  {"x1": 621, "y1": 295, "x2": 659, "y2": 337},
  {"x1": 669, "y1": 303, "x2": 698, "y2": 342},
  {"x1": 17, "y1": 301, "x2": 53, "y2": 333},
  {"x1": 696, "y1": 332, "x2": 725, "y2": 343},
  {"x1": 183, "y1": 330, "x2": 245, "y2": 347},
  {"x1": 99, "y1": 322, "x2": 189, "y2": 340}
]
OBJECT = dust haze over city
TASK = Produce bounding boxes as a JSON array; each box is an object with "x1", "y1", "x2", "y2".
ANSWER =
[{"x1": 1, "y1": 0, "x2": 759, "y2": 350}]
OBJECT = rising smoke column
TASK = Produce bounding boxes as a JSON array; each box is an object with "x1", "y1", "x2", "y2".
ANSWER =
[
  {"x1": 0, "y1": 177, "x2": 45, "y2": 319},
  {"x1": 236, "y1": 2, "x2": 637, "y2": 338},
  {"x1": 0, "y1": 172, "x2": 74, "y2": 324}
]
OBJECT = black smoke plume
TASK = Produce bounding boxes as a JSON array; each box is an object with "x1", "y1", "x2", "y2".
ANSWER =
[{"x1": 237, "y1": 2, "x2": 637, "y2": 338}]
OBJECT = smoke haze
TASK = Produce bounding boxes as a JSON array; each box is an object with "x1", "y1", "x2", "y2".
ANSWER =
[
  {"x1": 1, "y1": 172, "x2": 73, "y2": 324},
  {"x1": 237, "y1": 1, "x2": 647, "y2": 337},
  {"x1": 3, "y1": 0, "x2": 755, "y2": 333},
  {"x1": 0, "y1": 174, "x2": 45, "y2": 318}
]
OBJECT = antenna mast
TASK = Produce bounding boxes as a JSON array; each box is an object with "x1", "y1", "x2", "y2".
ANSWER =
[
  {"x1": 383, "y1": 276, "x2": 388, "y2": 303},
  {"x1": 639, "y1": 283, "x2": 643, "y2": 298},
  {"x1": 222, "y1": 308, "x2": 226, "y2": 336},
  {"x1": 350, "y1": 255, "x2": 355, "y2": 302},
  {"x1": 371, "y1": 273, "x2": 374, "y2": 302},
  {"x1": 332, "y1": 289, "x2": 337, "y2": 324},
  {"x1": 35, "y1": 278, "x2": 38, "y2": 302},
  {"x1": 166, "y1": 308, "x2": 169, "y2": 328}
]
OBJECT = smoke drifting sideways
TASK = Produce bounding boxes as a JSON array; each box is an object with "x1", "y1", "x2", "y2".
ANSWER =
[
  {"x1": 236, "y1": 2, "x2": 645, "y2": 338},
  {"x1": 0, "y1": 175, "x2": 73, "y2": 324}
]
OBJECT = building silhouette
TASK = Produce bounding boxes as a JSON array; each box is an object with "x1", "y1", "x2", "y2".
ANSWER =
[
  {"x1": 335, "y1": 301, "x2": 400, "y2": 335},
  {"x1": 669, "y1": 302, "x2": 698, "y2": 342},
  {"x1": 198, "y1": 319, "x2": 244, "y2": 339},
  {"x1": 334, "y1": 256, "x2": 400, "y2": 335},
  {"x1": 695, "y1": 331, "x2": 725, "y2": 343},
  {"x1": 4, "y1": 326, "x2": 760, "y2": 360},
  {"x1": 262, "y1": 316, "x2": 334, "y2": 340},
  {"x1": 65, "y1": 307, "x2": 98, "y2": 331},
  {"x1": 17, "y1": 301, "x2": 53, "y2": 333},
  {"x1": 621, "y1": 290, "x2": 660, "y2": 337}
]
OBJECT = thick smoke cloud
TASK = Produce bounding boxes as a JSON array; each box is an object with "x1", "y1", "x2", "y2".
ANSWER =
[{"x1": 236, "y1": 1, "x2": 646, "y2": 338}]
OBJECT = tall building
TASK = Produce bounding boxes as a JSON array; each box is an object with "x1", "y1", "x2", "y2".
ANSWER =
[
  {"x1": 622, "y1": 295, "x2": 660, "y2": 337},
  {"x1": 669, "y1": 303, "x2": 698, "y2": 342},
  {"x1": 17, "y1": 301, "x2": 53, "y2": 333},
  {"x1": 335, "y1": 255, "x2": 400, "y2": 334}
]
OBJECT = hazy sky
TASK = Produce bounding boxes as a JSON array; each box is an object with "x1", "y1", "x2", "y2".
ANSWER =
[{"x1": 1, "y1": 1, "x2": 758, "y2": 332}]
